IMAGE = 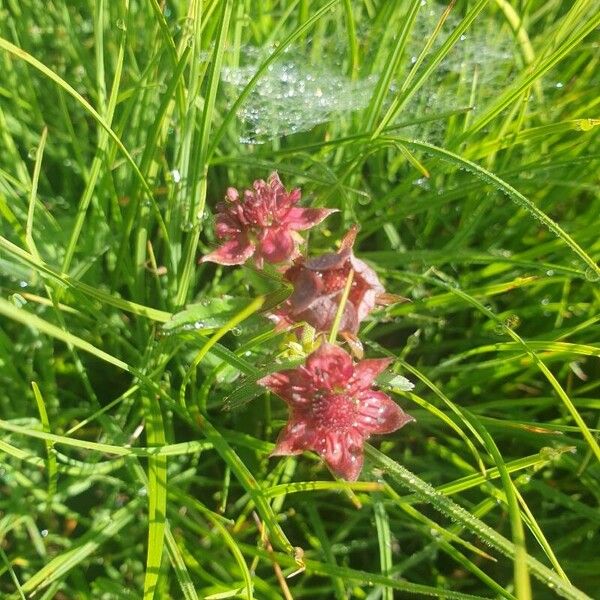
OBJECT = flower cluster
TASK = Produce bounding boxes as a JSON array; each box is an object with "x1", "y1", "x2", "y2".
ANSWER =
[
  {"x1": 201, "y1": 173, "x2": 413, "y2": 480},
  {"x1": 200, "y1": 172, "x2": 336, "y2": 268},
  {"x1": 258, "y1": 343, "x2": 413, "y2": 480}
]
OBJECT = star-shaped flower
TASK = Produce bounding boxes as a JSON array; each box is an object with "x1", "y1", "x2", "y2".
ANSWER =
[
  {"x1": 272, "y1": 226, "x2": 401, "y2": 337},
  {"x1": 258, "y1": 343, "x2": 414, "y2": 480},
  {"x1": 200, "y1": 172, "x2": 336, "y2": 268}
]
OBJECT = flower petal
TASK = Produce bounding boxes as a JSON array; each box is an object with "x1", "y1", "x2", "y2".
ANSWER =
[
  {"x1": 356, "y1": 390, "x2": 414, "y2": 435},
  {"x1": 349, "y1": 358, "x2": 393, "y2": 392},
  {"x1": 351, "y1": 256, "x2": 383, "y2": 290},
  {"x1": 350, "y1": 256, "x2": 385, "y2": 320},
  {"x1": 295, "y1": 295, "x2": 359, "y2": 334},
  {"x1": 284, "y1": 207, "x2": 338, "y2": 231},
  {"x1": 215, "y1": 213, "x2": 242, "y2": 239},
  {"x1": 355, "y1": 287, "x2": 380, "y2": 322},
  {"x1": 341, "y1": 331, "x2": 364, "y2": 359},
  {"x1": 320, "y1": 430, "x2": 364, "y2": 481},
  {"x1": 257, "y1": 368, "x2": 313, "y2": 406},
  {"x1": 305, "y1": 343, "x2": 354, "y2": 390},
  {"x1": 199, "y1": 237, "x2": 255, "y2": 265},
  {"x1": 286, "y1": 268, "x2": 322, "y2": 313},
  {"x1": 376, "y1": 292, "x2": 410, "y2": 306},
  {"x1": 267, "y1": 171, "x2": 285, "y2": 194},
  {"x1": 305, "y1": 249, "x2": 349, "y2": 272},
  {"x1": 340, "y1": 225, "x2": 359, "y2": 251},
  {"x1": 257, "y1": 226, "x2": 297, "y2": 264},
  {"x1": 294, "y1": 296, "x2": 337, "y2": 330},
  {"x1": 271, "y1": 419, "x2": 316, "y2": 456},
  {"x1": 225, "y1": 186, "x2": 239, "y2": 202},
  {"x1": 288, "y1": 188, "x2": 301, "y2": 205}
]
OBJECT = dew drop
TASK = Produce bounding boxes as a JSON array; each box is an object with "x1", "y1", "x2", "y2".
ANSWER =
[
  {"x1": 504, "y1": 314, "x2": 521, "y2": 330},
  {"x1": 584, "y1": 267, "x2": 600, "y2": 282},
  {"x1": 115, "y1": 18, "x2": 126, "y2": 31},
  {"x1": 10, "y1": 293, "x2": 27, "y2": 308},
  {"x1": 493, "y1": 324, "x2": 505, "y2": 337}
]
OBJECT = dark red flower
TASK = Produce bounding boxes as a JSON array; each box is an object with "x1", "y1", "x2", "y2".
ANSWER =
[
  {"x1": 273, "y1": 226, "x2": 398, "y2": 336},
  {"x1": 200, "y1": 172, "x2": 336, "y2": 268},
  {"x1": 258, "y1": 343, "x2": 413, "y2": 480}
]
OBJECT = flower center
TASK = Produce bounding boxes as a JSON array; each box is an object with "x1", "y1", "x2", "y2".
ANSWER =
[
  {"x1": 310, "y1": 391, "x2": 357, "y2": 430},
  {"x1": 242, "y1": 198, "x2": 276, "y2": 228},
  {"x1": 321, "y1": 264, "x2": 352, "y2": 293}
]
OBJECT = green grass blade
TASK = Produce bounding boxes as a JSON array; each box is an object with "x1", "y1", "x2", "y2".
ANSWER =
[
  {"x1": 0, "y1": 36, "x2": 159, "y2": 224},
  {"x1": 366, "y1": 446, "x2": 592, "y2": 600},
  {"x1": 19, "y1": 500, "x2": 141, "y2": 595},
  {"x1": 30, "y1": 381, "x2": 57, "y2": 500},
  {"x1": 142, "y1": 389, "x2": 168, "y2": 599},
  {"x1": 390, "y1": 138, "x2": 600, "y2": 278}
]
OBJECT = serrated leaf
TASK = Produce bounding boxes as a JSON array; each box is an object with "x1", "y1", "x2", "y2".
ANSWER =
[{"x1": 378, "y1": 372, "x2": 415, "y2": 391}]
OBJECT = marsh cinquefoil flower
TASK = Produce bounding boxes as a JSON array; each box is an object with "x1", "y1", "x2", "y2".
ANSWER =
[
  {"x1": 258, "y1": 343, "x2": 413, "y2": 480},
  {"x1": 273, "y1": 226, "x2": 400, "y2": 337},
  {"x1": 200, "y1": 172, "x2": 336, "y2": 268}
]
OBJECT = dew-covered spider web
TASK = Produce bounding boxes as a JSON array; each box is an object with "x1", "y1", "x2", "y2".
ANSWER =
[
  {"x1": 221, "y1": 47, "x2": 377, "y2": 144},
  {"x1": 220, "y1": 2, "x2": 529, "y2": 144}
]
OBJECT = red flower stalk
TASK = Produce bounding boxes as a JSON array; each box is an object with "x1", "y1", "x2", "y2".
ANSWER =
[
  {"x1": 258, "y1": 343, "x2": 413, "y2": 480},
  {"x1": 273, "y1": 226, "x2": 398, "y2": 336},
  {"x1": 200, "y1": 172, "x2": 336, "y2": 268}
]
